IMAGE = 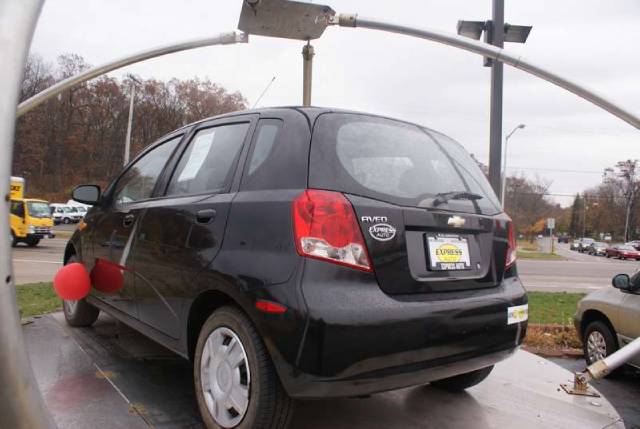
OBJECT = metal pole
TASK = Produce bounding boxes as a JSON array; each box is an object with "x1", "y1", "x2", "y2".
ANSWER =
[
  {"x1": 588, "y1": 335, "x2": 640, "y2": 379},
  {"x1": 333, "y1": 15, "x2": 640, "y2": 131},
  {"x1": 501, "y1": 124, "x2": 525, "y2": 205},
  {"x1": 302, "y1": 41, "x2": 315, "y2": 106},
  {"x1": 0, "y1": 0, "x2": 57, "y2": 428},
  {"x1": 501, "y1": 133, "x2": 510, "y2": 206},
  {"x1": 123, "y1": 83, "x2": 136, "y2": 166},
  {"x1": 17, "y1": 31, "x2": 248, "y2": 117},
  {"x1": 488, "y1": 0, "x2": 504, "y2": 198}
]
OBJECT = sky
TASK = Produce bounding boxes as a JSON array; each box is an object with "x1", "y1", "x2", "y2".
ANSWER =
[{"x1": 28, "y1": 0, "x2": 640, "y2": 207}]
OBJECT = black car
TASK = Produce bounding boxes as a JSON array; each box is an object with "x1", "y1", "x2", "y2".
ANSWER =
[{"x1": 64, "y1": 108, "x2": 527, "y2": 429}]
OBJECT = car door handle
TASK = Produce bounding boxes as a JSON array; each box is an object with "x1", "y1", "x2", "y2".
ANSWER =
[
  {"x1": 122, "y1": 214, "x2": 135, "y2": 228},
  {"x1": 196, "y1": 209, "x2": 216, "y2": 224}
]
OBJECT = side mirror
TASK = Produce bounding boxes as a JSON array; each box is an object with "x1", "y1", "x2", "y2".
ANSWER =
[
  {"x1": 612, "y1": 274, "x2": 632, "y2": 290},
  {"x1": 72, "y1": 185, "x2": 101, "y2": 205}
]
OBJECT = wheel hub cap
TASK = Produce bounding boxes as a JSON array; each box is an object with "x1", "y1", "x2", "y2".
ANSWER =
[
  {"x1": 587, "y1": 331, "x2": 607, "y2": 362},
  {"x1": 200, "y1": 327, "x2": 250, "y2": 428}
]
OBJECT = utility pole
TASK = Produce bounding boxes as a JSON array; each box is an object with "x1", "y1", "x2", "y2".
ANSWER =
[
  {"x1": 123, "y1": 75, "x2": 141, "y2": 166},
  {"x1": 488, "y1": 0, "x2": 505, "y2": 198},
  {"x1": 457, "y1": 4, "x2": 531, "y2": 198}
]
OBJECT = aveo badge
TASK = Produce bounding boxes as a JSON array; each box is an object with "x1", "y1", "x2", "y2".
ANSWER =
[{"x1": 369, "y1": 223, "x2": 396, "y2": 242}]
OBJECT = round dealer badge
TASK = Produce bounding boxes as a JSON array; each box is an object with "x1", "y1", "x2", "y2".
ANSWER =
[
  {"x1": 369, "y1": 223, "x2": 396, "y2": 241},
  {"x1": 435, "y1": 243, "x2": 463, "y2": 263}
]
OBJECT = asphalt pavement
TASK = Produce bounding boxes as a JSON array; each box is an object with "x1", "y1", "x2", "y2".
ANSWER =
[
  {"x1": 519, "y1": 243, "x2": 640, "y2": 293},
  {"x1": 12, "y1": 231, "x2": 639, "y2": 292}
]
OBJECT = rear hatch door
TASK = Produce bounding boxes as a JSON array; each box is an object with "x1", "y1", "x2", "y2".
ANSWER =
[{"x1": 309, "y1": 112, "x2": 509, "y2": 294}]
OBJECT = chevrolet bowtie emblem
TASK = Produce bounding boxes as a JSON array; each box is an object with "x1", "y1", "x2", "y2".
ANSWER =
[{"x1": 447, "y1": 216, "x2": 466, "y2": 228}]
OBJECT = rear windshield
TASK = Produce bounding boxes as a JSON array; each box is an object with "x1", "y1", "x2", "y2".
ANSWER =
[{"x1": 309, "y1": 113, "x2": 501, "y2": 215}]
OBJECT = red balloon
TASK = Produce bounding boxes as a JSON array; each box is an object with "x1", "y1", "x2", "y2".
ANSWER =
[
  {"x1": 53, "y1": 263, "x2": 91, "y2": 301},
  {"x1": 90, "y1": 259, "x2": 124, "y2": 294}
]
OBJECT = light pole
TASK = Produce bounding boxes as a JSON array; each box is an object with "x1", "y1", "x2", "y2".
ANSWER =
[
  {"x1": 123, "y1": 75, "x2": 141, "y2": 166},
  {"x1": 501, "y1": 123, "x2": 525, "y2": 205},
  {"x1": 457, "y1": 3, "x2": 532, "y2": 198},
  {"x1": 582, "y1": 198, "x2": 599, "y2": 238}
]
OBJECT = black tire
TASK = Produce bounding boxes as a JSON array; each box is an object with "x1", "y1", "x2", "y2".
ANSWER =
[
  {"x1": 10, "y1": 230, "x2": 18, "y2": 247},
  {"x1": 26, "y1": 237, "x2": 40, "y2": 247},
  {"x1": 194, "y1": 306, "x2": 294, "y2": 429},
  {"x1": 430, "y1": 366, "x2": 494, "y2": 391},
  {"x1": 63, "y1": 217, "x2": 71, "y2": 224},
  {"x1": 583, "y1": 320, "x2": 619, "y2": 375},
  {"x1": 62, "y1": 255, "x2": 99, "y2": 327}
]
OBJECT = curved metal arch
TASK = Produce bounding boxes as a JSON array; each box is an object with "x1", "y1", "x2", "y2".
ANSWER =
[
  {"x1": 333, "y1": 14, "x2": 640, "y2": 130},
  {"x1": 17, "y1": 31, "x2": 248, "y2": 117}
]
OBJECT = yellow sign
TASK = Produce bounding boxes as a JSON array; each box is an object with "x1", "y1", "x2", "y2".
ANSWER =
[
  {"x1": 10, "y1": 177, "x2": 24, "y2": 199},
  {"x1": 435, "y1": 243, "x2": 463, "y2": 263}
]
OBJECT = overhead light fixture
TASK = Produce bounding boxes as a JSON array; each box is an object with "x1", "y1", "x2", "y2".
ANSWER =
[
  {"x1": 238, "y1": 0, "x2": 335, "y2": 40},
  {"x1": 456, "y1": 20, "x2": 485, "y2": 41},
  {"x1": 504, "y1": 24, "x2": 532, "y2": 43}
]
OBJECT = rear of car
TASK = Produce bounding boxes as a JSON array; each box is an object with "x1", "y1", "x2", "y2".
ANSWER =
[
  {"x1": 579, "y1": 238, "x2": 594, "y2": 252},
  {"x1": 286, "y1": 112, "x2": 527, "y2": 397},
  {"x1": 590, "y1": 242, "x2": 607, "y2": 256}
]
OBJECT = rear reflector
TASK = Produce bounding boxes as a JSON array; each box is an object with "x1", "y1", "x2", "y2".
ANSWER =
[
  {"x1": 255, "y1": 300, "x2": 287, "y2": 314},
  {"x1": 506, "y1": 221, "x2": 517, "y2": 269},
  {"x1": 292, "y1": 190, "x2": 372, "y2": 272}
]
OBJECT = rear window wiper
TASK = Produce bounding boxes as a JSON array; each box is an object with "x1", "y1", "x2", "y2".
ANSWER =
[{"x1": 433, "y1": 191, "x2": 483, "y2": 207}]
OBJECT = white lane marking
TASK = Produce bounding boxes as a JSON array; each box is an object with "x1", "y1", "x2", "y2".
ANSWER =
[{"x1": 13, "y1": 258, "x2": 62, "y2": 265}]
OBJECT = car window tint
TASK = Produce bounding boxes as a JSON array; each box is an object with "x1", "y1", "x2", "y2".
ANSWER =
[
  {"x1": 114, "y1": 136, "x2": 181, "y2": 204},
  {"x1": 248, "y1": 121, "x2": 280, "y2": 176},
  {"x1": 167, "y1": 123, "x2": 249, "y2": 196},
  {"x1": 311, "y1": 113, "x2": 501, "y2": 215}
]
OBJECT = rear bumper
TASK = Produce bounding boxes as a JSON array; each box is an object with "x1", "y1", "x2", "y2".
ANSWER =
[{"x1": 267, "y1": 260, "x2": 527, "y2": 399}]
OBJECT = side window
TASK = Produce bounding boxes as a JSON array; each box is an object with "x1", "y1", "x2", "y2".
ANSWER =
[
  {"x1": 10, "y1": 201, "x2": 24, "y2": 217},
  {"x1": 241, "y1": 119, "x2": 283, "y2": 191},
  {"x1": 167, "y1": 123, "x2": 249, "y2": 196},
  {"x1": 113, "y1": 136, "x2": 182, "y2": 205}
]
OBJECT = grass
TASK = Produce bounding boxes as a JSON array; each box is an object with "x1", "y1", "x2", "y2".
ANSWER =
[
  {"x1": 528, "y1": 291, "x2": 585, "y2": 325},
  {"x1": 16, "y1": 282, "x2": 61, "y2": 318},
  {"x1": 518, "y1": 252, "x2": 566, "y2": 260},
  {"x1": 517, "y1": 240, "x2": 539, "y2": 252}
]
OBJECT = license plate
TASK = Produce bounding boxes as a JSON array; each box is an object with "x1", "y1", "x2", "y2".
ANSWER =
[{"x1": 427, "y1": 235, "x2": 471, "y2": 271}]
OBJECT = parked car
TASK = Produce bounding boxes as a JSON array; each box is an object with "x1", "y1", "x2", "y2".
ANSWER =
[
  {"x1": 578, "y1": 237, "x2": 595, "y2": 253},
  {"x1": 587, "y1": 242, "x2": 608, "y2": 256},
  {"x1": 50, "y1": 203, "x2": 82, "y2": 224},
  {"x1": 62, "y1": 108, "x2": 527, "y2": 429},
  {"x1": 627, "y1": 241, "x2": 640, "y2": 251},
  {"x1": 574, "y1": 271, "x2": 640, "y2": 373},
  {"x1": 606, "y1": 244, "x2": 640, "y2": 260},
  {"x1": 558, "y1": 234, "x2": 570, "y2": 244},
  {"x1": 570, "y1": 240, "x2": 581, "y2": 251}
]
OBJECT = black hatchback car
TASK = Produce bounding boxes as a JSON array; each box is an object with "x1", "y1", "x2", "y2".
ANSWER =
[{"x1": 64, "y1": 107, "x2": 527, "y2": 429}]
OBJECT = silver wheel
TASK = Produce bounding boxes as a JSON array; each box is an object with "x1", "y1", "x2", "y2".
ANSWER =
[
  {"x1": 200, "y1": 326, "x2": 251, "y2": 428},
  {"x1": 587, "y1": 330, "x2": 608, "y2": 362},
  {"x1": 64, "y1": 299, "x2": 78, "y2": 317}
]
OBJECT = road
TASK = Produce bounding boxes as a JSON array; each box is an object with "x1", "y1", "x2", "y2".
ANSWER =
[
  {"x1": 11, "y1": 224, "x2": 75, "y2": 284},
  {"x1": 12, "y1": 231, "x2": 639, "y2": 292},
  {"x1": 519, "y1": 243, "x2": 640, "y2": 293}
]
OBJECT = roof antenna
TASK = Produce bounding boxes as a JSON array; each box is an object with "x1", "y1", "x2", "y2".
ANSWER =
[{"x1": 252, "y1": 76, "x2": 277, "y2": 109}]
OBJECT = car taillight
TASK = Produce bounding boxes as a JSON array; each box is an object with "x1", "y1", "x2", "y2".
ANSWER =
[
  {"x1": 292, "y1": 189, "x2": 372, "y2": 272},
  {"x1": 506, "y1": 221, "x2": 517, "y2": 269}
]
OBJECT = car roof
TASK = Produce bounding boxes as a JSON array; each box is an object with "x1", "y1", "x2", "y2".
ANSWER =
[{"x1": 169, "y1": 106, "x2": 440, "y2": 135}]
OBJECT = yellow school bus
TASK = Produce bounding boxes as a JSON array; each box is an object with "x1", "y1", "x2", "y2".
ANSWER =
[{"x1": 9, "y1": 176, "x2": 54, "y2": 247}]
